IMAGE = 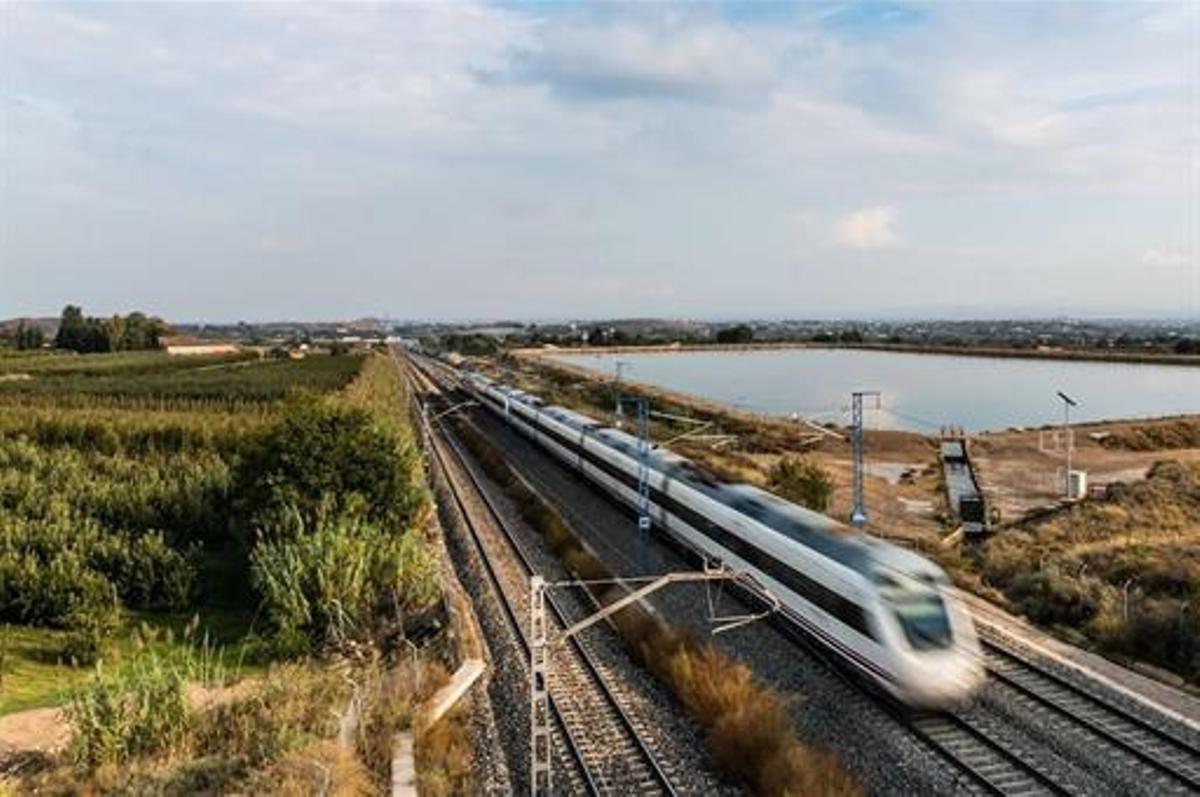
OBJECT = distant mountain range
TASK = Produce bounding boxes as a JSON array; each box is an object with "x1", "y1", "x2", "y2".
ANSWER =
[{"x1": 0, "y1": 317, "x2": 59, "y2": 336}]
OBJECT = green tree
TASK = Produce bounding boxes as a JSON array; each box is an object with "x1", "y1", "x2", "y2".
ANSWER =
[
  {"x1": 716, "y1": 324, "x2": 754, "y2": 344},
  {"x1": 54, "y1": 304, "x2": 88, "y2": 351},
  {"x1": 769, "y1": 456, "x2": 834, "y2": 512},
  {"x1": 232, "y1": 396, "x2": 428, "y2": 540}
]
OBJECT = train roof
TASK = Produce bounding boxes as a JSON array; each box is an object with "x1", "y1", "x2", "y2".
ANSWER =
[
  {"x1": 720, "y1": 484, "x2": 873, "y2": 573},
  {"x1": 487, "y1": 381, "x2": 931, "y2": 579},
  {"x1": 542, "y1": 405, "x2": 601, "y2": 430},
  {"x1": 593, "y1": 427, "x2": 705, "y2": 474},
  {"x1": 864, "y1": 540, "x2": 949, "y2": 585}
]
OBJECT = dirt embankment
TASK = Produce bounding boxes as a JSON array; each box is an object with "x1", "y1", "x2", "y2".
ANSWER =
[{"x1": 972, "y1": 416, "x2": 1200, "y2": 521}]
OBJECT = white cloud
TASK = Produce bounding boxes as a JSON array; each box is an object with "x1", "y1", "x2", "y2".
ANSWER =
[
  {"x1": 834, "y1": 206, "x2": 899, "y2": 249},
  {"x1": 1142, "y1": 247, "x2": 1190, "y2": 268}
]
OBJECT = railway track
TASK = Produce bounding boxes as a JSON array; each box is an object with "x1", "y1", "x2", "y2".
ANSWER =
[
  {"x1": 981, "y1": 638, "x2": 1200, "y2": 794},
  {"x1": 405, "y1": 355, "x2": 679, "y2": 796},
  {"x1": 906, "y1": 712, "x2": 1067, "y2": 796}
]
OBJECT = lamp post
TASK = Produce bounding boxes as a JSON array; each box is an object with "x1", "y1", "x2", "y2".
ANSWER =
[
  {"x1": 613, "y1": 360, "x2": 631, "y2": 419},
  {"x1": 1122, "y1": 577, "x2": 1138, "y2": 621},
  {"x1": 1056, "y1": 391, "x2": 1078, "y2": 498}
]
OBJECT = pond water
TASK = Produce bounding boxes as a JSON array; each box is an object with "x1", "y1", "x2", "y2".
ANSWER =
[{"x1": 548, "y1": 348, "x2": 1200, "y2": 432}]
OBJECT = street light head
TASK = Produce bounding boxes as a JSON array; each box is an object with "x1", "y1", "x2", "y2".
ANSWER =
[{"x1": 1056, "y1": 391, "x2": 1078, "y2": 407}]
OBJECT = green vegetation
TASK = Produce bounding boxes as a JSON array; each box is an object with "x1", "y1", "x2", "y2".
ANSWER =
[
  {"x1": 979, "y1": 461, "x2": 1200, "y2": 683},
  {"x1": 448, "y1": 415, "x2": 859, "y2": 796},
  {"x1": 9, "y1": 321, "x2": 45, "y2": 351},
  {"x1": 66, "y1": 624, "x2": 219, "y2": 771},
  {"x1": 233, "y1": 394, "x2": 428, "y2": 535},
  {"x1": 428, "y1": 332, "x2": 501, "y2": 356},
  {"x1": 251, "y1": 510, "x2": 439, "y2": 650},
  {"x1": 769, "y1": 456, "x2": 834, "y2": 512},
  {"x1": 0, "y1": 349, "x2": 360, "y2": 405},
  {"x1": 14, "y1": 644, "x2": 452, "y2": 794},
  {"x1": 715, "y1": 323, "x2": 754, "y2": 344},
  {"x1": 0, "y1": 350, "x2": 443, "y2": 714}
]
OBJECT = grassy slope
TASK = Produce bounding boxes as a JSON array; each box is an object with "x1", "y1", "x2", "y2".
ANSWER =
[{"x1": 976, "y1": 460, "x2": 1200, "y2": 684}]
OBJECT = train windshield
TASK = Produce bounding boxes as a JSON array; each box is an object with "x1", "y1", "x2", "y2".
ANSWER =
[{"x1": 891, "y1": 592, "x2": 953, "y2": 651}]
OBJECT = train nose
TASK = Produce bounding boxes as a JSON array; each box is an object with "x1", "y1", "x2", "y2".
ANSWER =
[{"x1": 903, "y1": 655, "x2": 986, "y2": 709}]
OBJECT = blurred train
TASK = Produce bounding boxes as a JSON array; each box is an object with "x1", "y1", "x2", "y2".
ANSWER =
[{"x1": 455, "y1": 367, "x2": 984, "y2": 708}]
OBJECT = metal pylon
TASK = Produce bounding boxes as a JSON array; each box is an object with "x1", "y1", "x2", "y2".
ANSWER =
[
  {"x1": 850, "y1": 390, "x2": 880, "y2": 527},
  {"x1": 529, "y1": 576, "x2": 551, "y2": 796}
]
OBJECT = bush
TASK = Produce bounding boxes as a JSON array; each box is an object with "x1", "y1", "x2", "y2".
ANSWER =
[
  {"x1": 67, "y1": 651, "x2": 192, "y2": 771},
  {"x1": 1008, "y1": 570, "x2": 1100, "y2": 627},
  {"x1": 233, "y1": 396, "x2": 428, "y2": 540},
  {"x1": 769, "y1": 456, "x2": 834, "y2": 512},
  {"x1": 250, "y1": 508, "x2": 440, "y2": 650},
  {"x1": 0, "y1": 513, "x2": 197, "y2": 629},
  {"x1": 1110, "y1": 599, "x2": 1200, "y2": 680}
]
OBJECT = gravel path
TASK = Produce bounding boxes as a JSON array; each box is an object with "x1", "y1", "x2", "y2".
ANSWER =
[{"x1": 429, "y1": 443, "x2": 544, "y2": 795}]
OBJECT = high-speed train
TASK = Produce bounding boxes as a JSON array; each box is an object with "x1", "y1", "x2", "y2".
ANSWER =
[{"x1": 457, "y1": 368, "x2": 985, "y2": 708}]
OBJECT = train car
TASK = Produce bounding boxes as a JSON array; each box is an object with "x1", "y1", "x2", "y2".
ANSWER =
[{"x1": 456, "y1": 367, "x2": 984, "y2": 708}]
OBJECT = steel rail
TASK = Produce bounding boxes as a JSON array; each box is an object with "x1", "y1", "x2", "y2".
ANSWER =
[
  {"x1": 410, "y1": 366, "x2": 600, "y2": 796},
  {"x1": 982, "y1": 640, "x2": 1200, "y2": 792}
]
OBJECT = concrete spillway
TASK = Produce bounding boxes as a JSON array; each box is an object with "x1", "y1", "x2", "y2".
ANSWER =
[{"x1": 940, "y1": 439, "x2": 988, "y2": 535}]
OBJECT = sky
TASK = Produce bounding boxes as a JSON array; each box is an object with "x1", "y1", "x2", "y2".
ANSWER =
[{"x1": 1, "y1": 1, "x2": 1198, "y2": 322}]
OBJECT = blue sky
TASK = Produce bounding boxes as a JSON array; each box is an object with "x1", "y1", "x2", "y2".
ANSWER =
[{"x1": 1, "y1": 1, "x2": 1196, "y2": 321}]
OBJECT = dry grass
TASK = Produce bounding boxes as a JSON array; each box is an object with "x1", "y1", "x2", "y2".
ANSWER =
[
  {"x1": 1100, "y1": 419, "x2": 1200, "y2": 451},
  {"x1": 978, "y1": 460, "x2": 1200, "y2": 682},
  {"x1": 414, "y1": 701, "x2": 474, "y2": 796},
  {"x1": 9, "y1": 653, "x2": 465, "y2": 795}
]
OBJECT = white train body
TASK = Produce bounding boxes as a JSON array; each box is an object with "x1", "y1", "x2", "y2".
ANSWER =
[{"x1": 459, "y1": 370, "x2": 984, "y2": 708}]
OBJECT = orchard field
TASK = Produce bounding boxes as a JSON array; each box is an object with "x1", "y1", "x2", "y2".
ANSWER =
[{"x1": 0, "y1": 348, "x2": 429, "y2": 696}]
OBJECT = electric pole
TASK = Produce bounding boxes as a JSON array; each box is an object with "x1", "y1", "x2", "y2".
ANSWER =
[
  {"x1": 851, "y1": 390, "x2": 881, "y2": 527},
  {"x1": 617, "y1": 395, "x2": 651, "y2": 571}
]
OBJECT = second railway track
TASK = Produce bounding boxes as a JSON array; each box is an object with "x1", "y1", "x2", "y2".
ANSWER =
[
  {"x1": 406, "y1": 356, "x2": 680, "y2": 796},
  {"x1": 980, "y1": 636, "x2": 1200, "y2": 794}
]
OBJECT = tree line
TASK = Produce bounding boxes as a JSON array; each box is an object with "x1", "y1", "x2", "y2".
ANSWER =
[{"x1": 53, "y1": 305, "x2": 172, "y2": 353}]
